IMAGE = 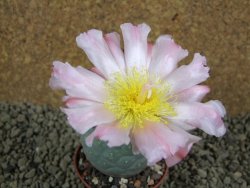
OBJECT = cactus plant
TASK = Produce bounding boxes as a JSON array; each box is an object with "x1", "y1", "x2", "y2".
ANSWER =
[{"x1": 80, "y1": 129, "x2": 147, "y2": 177}]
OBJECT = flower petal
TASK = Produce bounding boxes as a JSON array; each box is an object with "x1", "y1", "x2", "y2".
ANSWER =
[
  {"x1": 206, "y1": 100, "x2": 226, "y2": 117},
  {"x1": 166, "y1": 53, "x2": 209, "y2": 93},
  {"x1": 149, "y1": 35, "x2": 188, "y2": 79},
  {"x1": 177, "y1": 85, "x2": 210, "y2": 102},
  {"x1": 171, "y1": 101, "x2": 226, "y2": 137},
  {"x1": 49, "y1": 61, "x2": 106, "y2": 102},
  {"x1": 86, "y1": 122, "x2": 130, "y2": 147},
  {"x1": 132, "y1": 122, "x2": 200, "y2": 165},
  {"x1": 90, "y1": 67, "x2": 105, "y2": 78},
  {"x1": 120, "y1": 23, "x2": 151, "y2": 70},
  {"x1": 75, "y1": 65, "x2": 106, "y2": 85},
  {"x1": 166, "y1": 145, "x2": 193, "y2": 167},
  {"x1": 63, "y1": 96, "x2": 99, "y2": 108},
  {"x1": 165, "y1": 124, "x2": 200, "y2": 167},
  {"x1": 146, "y1": 42, "x2": 153, "y2": 68},
  {"x1": 61, "y1": 104, "x2": 116, "y2": 134},
  {"x1": 169, "y1": 119, "x2": 196, "y2": 131},
  {"x1": 76, "y1": 29, "x2": 121, "y2": 78},
  {"x1": 104, "y1": 32, "x2": 126, "y2": 72}
]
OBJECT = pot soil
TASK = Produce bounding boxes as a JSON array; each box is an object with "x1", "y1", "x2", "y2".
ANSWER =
[{"x1": 73, "y1": 145, "x2": 169, "y2": 188}]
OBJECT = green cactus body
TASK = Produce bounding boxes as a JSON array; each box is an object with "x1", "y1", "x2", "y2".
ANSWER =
[{"x1": 80, "y1": 129, "x2": 147, "y2": 177}]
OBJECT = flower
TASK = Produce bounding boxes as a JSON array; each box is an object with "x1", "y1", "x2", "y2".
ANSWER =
[{"x1": 49, "y1": 23, "x2": 226, "y2": 167}]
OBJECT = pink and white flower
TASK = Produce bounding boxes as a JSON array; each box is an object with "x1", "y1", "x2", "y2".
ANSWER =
[{"x1": 50, "y1": 23, "x2": 226, "y2": 167}]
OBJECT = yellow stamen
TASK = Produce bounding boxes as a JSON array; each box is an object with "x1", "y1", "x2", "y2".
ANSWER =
[{"x1": 104, "y1": 68, "x2": 176, "y2": 129}]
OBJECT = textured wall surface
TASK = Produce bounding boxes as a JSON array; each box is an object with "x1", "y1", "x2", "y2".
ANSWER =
[{"x1": 0, "y1": 0, "x2": 249, "y2": 116}]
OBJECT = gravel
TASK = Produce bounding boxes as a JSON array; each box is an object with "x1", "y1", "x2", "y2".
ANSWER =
[{"x1": 0, "y1": 102, "x2": 249, "y2": 188}]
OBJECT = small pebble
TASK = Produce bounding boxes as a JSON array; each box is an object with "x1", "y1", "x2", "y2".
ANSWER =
[
  {"x1": 198, "y1": 169, "x2": 207, "y2": 178},
  {"x1": 151, "y1": 164, "x2": 162, "y2": 172},
  {"x1": 134, "y1": 180, "x2": 141, "y2": 188},
  {"x1": 224, "y1": 177, "x2": 231, "y2": 184},
  {"x1": 17, "y1": 114, "x2": 25, "y2": 122},
  {"x1": 92, "y1": 177, "x2": 99, "y2": 185},
  {"x1": 18, "y1": 157, "x2": 27, "y2": 168},
  {"x1": 147, "y1": 179, "x2": 154, "y2": 186},
  {"x1": 26, "y1": 128, "x2": 33, "y2": 137},
  {"x1": 120, "y1": 184, "x2": 127, "y2": 188},
  {"x1": 62, "y1": 182, "x2": 70, "y2": 188},
  {"x1": 25, "y1": 169, "x2": 36, "y2": 178},
  {"x1": 59, "y1": 158, "x2": 68, "y2": 171},
  {"x1": 43, "y1": 182, "x2": 50, "y2": 188},
  {"x1": 10, "y1": 128, "x2": 21, "y2": 137},
  {"x1": 233, "y1": 171, "x2": 242, "y2": 178},
  {"x1": 119, "y1": 178, "x2": 128, "y2": 184},
  {"x1": 0, "y1": 175, "x2": 4, "y2": 182},
  {"x1": 109, "y1": 176, "x2": 113, "y2": 182}
]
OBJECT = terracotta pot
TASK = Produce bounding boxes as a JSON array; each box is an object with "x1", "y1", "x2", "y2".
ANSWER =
[{"x1": 73, "y1": 145, "x2": 169, "y2": 188}]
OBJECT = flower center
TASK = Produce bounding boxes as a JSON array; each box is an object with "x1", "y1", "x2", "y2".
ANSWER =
[{"x1": 104, "y1": 69, "x2": 176, "y2": 130}]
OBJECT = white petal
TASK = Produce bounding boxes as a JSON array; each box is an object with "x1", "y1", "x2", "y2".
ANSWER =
[
  {"x1": 63, "y1": 96, "x2": 100, "y2": 108},
  {"x1": 149, "y1": 35, "x2": 188, "y2": 79},
  {"x1": 120, "y1": 23, "x2": 151, "y2": 70},
  {"x1": 90, "y1": 67, "x2": 105, "y2": 78},
  {"x1": 62, "y1": 104, "x2": 116, "y2": 134},
  {"x1": 49, "y1": 61, "x2": 106, "y2": 102},
  {"x1": 146, "y1": 43, "x2": 153, "y2": 68},
  {"x1": 104, "y1": 32, "x2": 126, "y2": 72},
  {"x1": 132, "y1": 122, "x2": 199, "y2": 165},
  {"x1": 166, "y1": 53, "x2": 209, "y2": 93},
  {"x1": 76, "y1": 29, "x2": 121, "y2": 78},
  {"x1": 165, "y1": 124, "x2": 201, "y2": 167},
  {"x1": 177, "y1": 85, "x2": 210, "y2": 102},
  {"x1": 171, "y1": 101, "x2": 226, "y2": 137},
  {"x1": 86, "y1": 122, "x2": 130, "y2": 147},
  {"x1": 205, "y1": 100, "x2": 226, "y2": 117},
  {"x1": 169, "y1": 119, "x2": 196, "y2": 131}
]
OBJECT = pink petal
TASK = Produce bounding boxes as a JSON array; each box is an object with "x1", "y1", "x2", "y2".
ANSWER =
[
  {"x1": 146, "y1": 42, "x2": 153, "y2": 68},
  {"x1": 120, "y1": 23, "x2": 151, "y2": 70},
  {"x1": 76, "y1": 66, "x2": 105, "y2": 83},
  {"x1": 165, "y1": 124, "x2": 200, "y2": 167},
  {"x1": 206, "y1": 100, "x2": 226, "y2": 117},
  {"x1": 169, "y1": 119, "x2": 196, "y2": 131},
  {"x1": 132, "y1": 122, "x2": 200, "y2": 165},
  {"x1": 49, "y1": 61, "x2": 106, "y2": 102},
  {"x1": 149, "y1": 35, "x2": 188, "y2": 79},
  {"x1": 171, "y1": 101, "x2": 226, "y2": 137},
  {"x1": 177, "y1": 85, "x2": 210, "y2": 102},
  {"x1": 76, "y1": 29, "x2": 121, "y2": 78},
  {"x1": 86, "y1": 122, "x2": 130, "y2": 147},
  {"x1": 63, "y1": 96, "x2": 99, "y2": 108},
  {"x1": 61, "y1": 104, "x2": 116, "y2": 134},
  {"x1": 165, "y1": 145, "x2": 193, "y2": 167},
  {"x1": 90, "y1": 67, "x2": 105, "y2": 78},
  {"x1": 166, "y1": 53, "x2": 209, "y2": 93},
  {"x1": 104, "y1": 32, "x2": 125, "y2": 72}
]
